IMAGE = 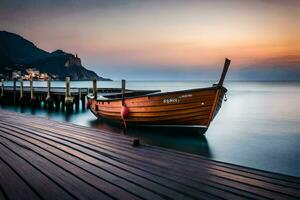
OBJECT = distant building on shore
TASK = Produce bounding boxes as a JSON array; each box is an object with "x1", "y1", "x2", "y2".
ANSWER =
[
  {"x1": 12, "y1": 71, "x2": 22, "y2": 79},
  {"x1": 22, "y1": 68, "x2": 49, "y2": 80}
]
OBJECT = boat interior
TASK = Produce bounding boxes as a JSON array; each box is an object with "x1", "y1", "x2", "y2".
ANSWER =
[{"x1": 89, "y1": 89, "x2": 161, "y2": 100}]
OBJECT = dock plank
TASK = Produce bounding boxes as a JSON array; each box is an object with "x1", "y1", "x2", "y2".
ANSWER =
[
  {"x1": 0, "y1": 134, "x2": 114, "y2": 200},
  {"x1": 1, "y1": 113, "x2": 298, "y2": 199},
  {"x1": 0, "y1": 121, "x2": 254, "y2": 199},
  {"x1": 1, "y1": 113, "x2": 297, "y2": 184},
  {"x1": 0, "y1": 156, "x2": 41, "y2": 200},
  {"x1": 25, "y1": 121, "x2": 300, "y2": 190},
  {"x1": 7, "y1": 121, "x2": 293, "y2": 197},
  {"x1": 2, "y1": 119, "x2": 298, "y2": 195},
  {"x1": 0, "y1": 128, "x2": 174, "y2": 200},
  {"x1": 0, "y1": 133, "x2": 144, "y2": 200},
  {"x1": 0, "y1": 122, "x2": 221, "y2": 200},
  {"x1": 14, "y1": 114, "x2": 300, "y2": 187},
  {"x1": 0, "y1": 109, "x2": 300, "y2": 200}
]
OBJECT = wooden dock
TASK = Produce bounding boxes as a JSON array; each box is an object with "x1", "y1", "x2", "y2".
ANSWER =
[
  {"x1": 0, "y1": 109, "x2": 299, "y2": 200},
  {"x1": 0, "y1": 78, "x2": 124, "y2": 111}
]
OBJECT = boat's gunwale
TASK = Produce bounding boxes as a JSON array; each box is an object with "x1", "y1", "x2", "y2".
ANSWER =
[{"x1": 88, "y1": 85, "x2": 227, "y2": 102}]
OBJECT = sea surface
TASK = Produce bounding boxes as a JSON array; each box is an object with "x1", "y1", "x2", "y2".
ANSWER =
[{"x1": 1, "y1": 80, "x2": 300, "y2": 177}]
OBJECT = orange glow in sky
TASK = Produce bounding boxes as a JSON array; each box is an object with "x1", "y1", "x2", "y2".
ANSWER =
[{"x1": 1, "y1": 0, "x2": 300, "y2": 79}]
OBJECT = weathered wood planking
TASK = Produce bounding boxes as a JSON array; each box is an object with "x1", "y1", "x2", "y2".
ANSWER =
[
  {"x1": 0, "y1": 109, "x2": 300, "y2": 200},
  {"x1": 89, "y1": 87, "x2": 226, "y2": 126}
]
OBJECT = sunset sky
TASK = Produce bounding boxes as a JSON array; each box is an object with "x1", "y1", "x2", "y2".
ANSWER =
[{"x1": 1, "y1": 0, "x2": 300, "y2": 80}]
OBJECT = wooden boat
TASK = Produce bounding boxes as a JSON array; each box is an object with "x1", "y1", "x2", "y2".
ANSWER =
[{"x1": 88, "y1": 58, "x2": 231, "y2": 128}]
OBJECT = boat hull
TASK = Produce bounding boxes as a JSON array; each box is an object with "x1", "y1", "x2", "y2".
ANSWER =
[{"x1": 88, "y1": 86, "x2": 227, "y2": 128}]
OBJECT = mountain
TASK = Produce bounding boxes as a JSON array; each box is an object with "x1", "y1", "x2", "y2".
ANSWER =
[{"x1": 0, "y1": 31, "x2": 111, "y2": 81}]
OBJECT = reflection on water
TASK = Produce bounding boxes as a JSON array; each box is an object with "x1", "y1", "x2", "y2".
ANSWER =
[
  {"x1": 90, "y1": 118, "x2": 212, "y2": 157},
  {"x1": 127, "y1": 126, "x2": 212, "y2": 158},
  {"x1": 1, "y1": 81, "x2": 300, "y2": 177}
]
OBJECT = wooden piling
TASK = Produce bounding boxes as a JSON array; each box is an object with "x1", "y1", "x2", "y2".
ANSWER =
[
  {"x1": 92, "y1": 78, "x2": 97, "y2": 99},
  {"x1": 0, "y1": 79, "x2": 4, "y2": 104},
  {"x1": 19, "y1": 79, "x2": 23, "y2": 99},
  {"x1": 45, "y1": 78, "x2": 53, "y2": 109},
  {"x1": 78, "y1": 88, "x2": 84, "y2": 109},
  {"x1": 13, "y1": 78, "x2": 16, "y2": 105},
  {"x1": 65, "y1": 77, "x2": 73, "y2": 111},
  {"x1": 79, "y1": 88, "x2": 82, "y2": 100},
  {"x1": 29, "y1": 78, "x2": 38, "y2": 107},
  {"x1": 65, "y1": 77, "x2": 70, "y2": 98},
  {"x1": 121, "y1": 80, "x2": 127, "y2": 131},
  {"x1": 121, "y1": 79, "x2": 126, "y2": 105},
  {"x1": 19, "y1": 79, "x2": 25, "y2": 106},
  {"x1": 46, "y1": 78, "x2": 51, "y2": 100},
  {"x1": 0, "y1": 79, "x2": 4, "y2": 97},
  {"x1": 30, "y1": 78, "x2": 34, "y2": 100}
]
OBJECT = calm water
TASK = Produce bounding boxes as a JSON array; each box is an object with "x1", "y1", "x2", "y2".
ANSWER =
[{"x1": 1, "y1": 80, "x2": 300, "y2": 177}]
